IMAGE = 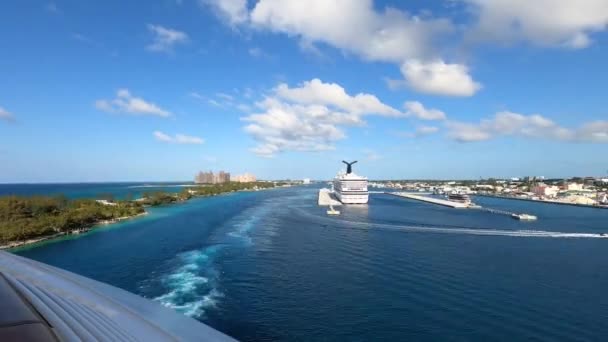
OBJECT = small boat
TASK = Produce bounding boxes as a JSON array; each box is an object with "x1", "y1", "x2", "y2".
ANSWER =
[
  {"x1": 327, "y1": 205, "x2": 340, "y2": 215},
  {"x1": 511, "y1": 213, "x2": 537, "y2": 220}
]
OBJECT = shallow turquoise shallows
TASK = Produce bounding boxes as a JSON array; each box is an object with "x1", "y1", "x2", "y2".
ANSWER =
[{"x1": 13, "y1": 184, "x2": 608, "y2": 341}]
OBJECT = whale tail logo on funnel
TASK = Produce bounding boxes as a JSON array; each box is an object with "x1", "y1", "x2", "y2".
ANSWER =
[{"x1": 342, "y1": 161, "x2": 358, "y2": 174}]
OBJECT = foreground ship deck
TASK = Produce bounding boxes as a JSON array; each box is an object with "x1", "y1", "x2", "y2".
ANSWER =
[{"x1": 0, "y1": 251, "x2": 234, "y2": 341}]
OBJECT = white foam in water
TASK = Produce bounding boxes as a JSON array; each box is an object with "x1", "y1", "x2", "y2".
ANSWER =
[
  {"x1": 227, "y1": 201, "x2": 275, "y2": 243},
  {"x1": 297, "y1": 208, "x2": 608, "y2": 239},
  {"x1": 153, "y1": 246, "x2": 224, "y2": 317},
  {"x1": 152, "y1": 203, "x2": 279, "y2": 318}
]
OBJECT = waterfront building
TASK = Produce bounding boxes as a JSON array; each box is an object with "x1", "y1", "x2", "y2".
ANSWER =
[
  {"x1": 563, "y1": 182, "x2": 584, "y2": 191},
  {"x1": 232, "y1": 173, "x2": 257, "y2": 183},
  {"x1": 532, "y1": 184, "x2": 559, "y2": 198},
  {"x1": 195, "y1": 171, "x2": 215, "y2": 184},
  {"x1": 216, "y1": 171, "x2": 231, "y2": 184},
  {"x1": 195, "y1": 170, "x2": 231, "y2": 184}
]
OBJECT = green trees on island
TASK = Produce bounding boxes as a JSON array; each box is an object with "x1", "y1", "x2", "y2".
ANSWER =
[
  {"x1": 0, "y1": 181, "x2": 287, "y2": 245},
  {"x1": 0, "y1": 196, "x2": 145, "y2": 244}
]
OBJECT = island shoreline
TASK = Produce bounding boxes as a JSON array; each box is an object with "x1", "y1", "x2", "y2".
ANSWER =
[
  {"x1": 1, "y1": 183, "x2": 291, "y2": 250},
  {"x1": 1, "y1": 211, "x2": 149, "y2": 250}
]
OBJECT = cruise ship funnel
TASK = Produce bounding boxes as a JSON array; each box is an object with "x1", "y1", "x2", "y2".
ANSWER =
[{"x1": 342, "y1": 161, "x2": 358, "y2": 174}]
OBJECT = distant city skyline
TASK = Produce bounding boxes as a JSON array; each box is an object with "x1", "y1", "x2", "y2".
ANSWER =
[{"x1": 1, "y1": 1, "x2": 608, "y2": 182}]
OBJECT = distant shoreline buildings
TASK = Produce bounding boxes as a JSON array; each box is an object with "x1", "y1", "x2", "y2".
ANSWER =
[
  {"x1": 195, "y1": 170, "x2": 257, "y2": 184},
  {"x1": 368, "y1": 176, "x2": 608, "y2": 207},
  {"x1": 195, "y1": 170, "x2": 230, "y2": 184},
  {"x1": 232, "y1": 173, "x2": 257, "y2": 183}
]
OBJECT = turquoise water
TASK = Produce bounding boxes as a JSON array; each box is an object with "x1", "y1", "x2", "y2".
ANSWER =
[
  {"x1": 13, "y1": 185, "x2": 608, "y2": 341},
  {"x1": 0, "y1": 182, "x2": 192, "y2": 199}
]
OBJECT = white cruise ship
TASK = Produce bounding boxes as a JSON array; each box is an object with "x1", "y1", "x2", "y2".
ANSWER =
[{"x1": 333, "y1": 161, "x2": 369, "y2": 204}]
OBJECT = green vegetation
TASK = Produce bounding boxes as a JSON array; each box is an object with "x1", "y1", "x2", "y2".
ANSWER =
[
  {"x1": 188, "y1": 181, "x2": 283, "y2": 196},
  {"x1": 139, "y1": 181, "x2": 284, "y2": 205},
  {"x1": 0, "y1": 181, "x2": 288, "y2": 245},
  {"x1": 0, "y1": 196, "x2": 144, "y2": 244}
]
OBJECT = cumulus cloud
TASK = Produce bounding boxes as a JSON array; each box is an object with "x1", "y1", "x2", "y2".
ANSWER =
[
  {"x1": 249, "y1": 0, "x2": 452, "y2": 63},
  {"x1": 464, "y1": 0, "x2": 608, "y2": 49},
  {"x1": 95, "y1": 89, "x2": 171, "y2": 117},
  {"x1": 242, "y1": 79, "x2": 403, "y2": 157},
  {"x1": 201, "y1": 0, "x2": 249, "y2": 26},
  {"x1": 446, "y1": 111, "x2": 608, "y2": 143},
  {"x1": 146, "y1": 24, "x2": 189, "y2": 52},
  {"x1": 0, "y1": 107, "x2": 15, "y2": 122},
  {"x1": 275, "y1": 78, "x2": 402, "y2": 116},
  {"x1": 404, "y1": 101, "x2": 446, "y2": 120},
  {"x1": 400, "y1": 60, "x2": 482, "y2": 97},
  {"x1": 154, "y1": 131, "x2": 204, "y2": 144},
  {"x1": 202, "y1": 0, "x2": 480, "y2": 97}
]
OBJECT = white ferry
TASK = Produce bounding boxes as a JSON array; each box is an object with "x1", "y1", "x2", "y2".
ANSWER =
[{"x1": 333, "y1": 161, "x2": 369, "y2": 204}]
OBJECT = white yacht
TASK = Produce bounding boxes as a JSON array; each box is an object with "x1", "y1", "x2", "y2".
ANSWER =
[{"x1": 333, "y1": 161, "x2": 369, "y2": 204}]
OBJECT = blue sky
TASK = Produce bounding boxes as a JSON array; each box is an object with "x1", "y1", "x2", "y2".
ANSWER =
[{"x1": 1, "y1": 0, "x2": 607, "y2": 182}]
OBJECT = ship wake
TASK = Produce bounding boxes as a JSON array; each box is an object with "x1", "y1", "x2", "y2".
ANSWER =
[{"x1": 296, "y1": 208, "x2": 607, "y2": 239}]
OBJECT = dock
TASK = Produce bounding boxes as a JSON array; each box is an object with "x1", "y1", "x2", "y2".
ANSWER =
[
  {"x1": 382, "y1": 192, "x2": 537, "y2": 219},
  {"x1": 318, "y1": 188, "x2": 342, "y2": 206},
  {"x1": 387, "y1": 192, "x2": 469, "y2": 208}
]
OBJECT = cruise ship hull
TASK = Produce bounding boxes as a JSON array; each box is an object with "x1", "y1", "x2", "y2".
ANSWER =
[{"x1": 334, "y1": 190, "x2": 369, "y2": 204}]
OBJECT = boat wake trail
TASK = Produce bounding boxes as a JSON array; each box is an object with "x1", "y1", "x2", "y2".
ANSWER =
[
  {"x1": 152, "y1": 199, "x2": 281, "y2": 317},
  {"x1": 366, "y1": 225, "x2": 608, "y2": 239},
  {"x1": 153, "y1": 245, "x2": 224, "y2": 318},
  {"x1": 227, "y1": 203, "x2": 272, "y2": 244},
  {"x1": 295, "y1": 208, "x2": 608, "y2": 239}
]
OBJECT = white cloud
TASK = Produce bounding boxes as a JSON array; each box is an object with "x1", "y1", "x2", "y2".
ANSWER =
[
  {"x1": 95, "y1": 89, "x2": 171, "y2": 117},
  {"x1": 0, "y1": 107, "x2": 15, "y2": 122},
  {"x1": 249, "y1": 0, "x2": 452, "y2": 63},
  {"x1": 446, "y1": 111, "x2": 608, "y2": 143},
  {"x1": 464, "y1": 0, "x2": 608, "y2": 49},
  {"x1": 202, "y1": 0, "x2": 249, "y2": 26},
  {"x1": 242, "y1": 79, "x2": 403, "y2": 157},
  {"x1": 275, "y1": 78, "x2": 402, "y2": 116},
  {"x1": 400, "y1": 60, "x2": 482, "y2": 97},
  {"x1": 146, "y1": 24, "x2": 189, "y2": 53},
  {"x1": 404, "y1": 101, "x2": 446, "y2": 120},
  {"x1": 154, "y1": 131, "x2": 205, "y2": 144},
  {"x1": 575, "y1": 121, "x2": 608, "y2": 143},
  {"x1": 203, "y1": 0, "x2": 480, "y2": 97},
  {"x1": 153, "y1": 131, "x2": 173, "y2": 142}
]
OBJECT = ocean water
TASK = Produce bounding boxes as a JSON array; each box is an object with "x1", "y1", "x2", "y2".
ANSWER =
[
  {"x1": 12, "y1": 185, "x2": 608, "y2": 341},
  {"x1": 0, "y1": 182, "x2": 193, "y2": 199}
]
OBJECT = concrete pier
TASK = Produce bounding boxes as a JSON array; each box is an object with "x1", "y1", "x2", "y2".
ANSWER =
[
  {"x1": 387, "y1": 192, "x2": 469, "y2": 208},
  {"x1": 318, "y1": 188, "x2": 342, "y2": 206}
]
